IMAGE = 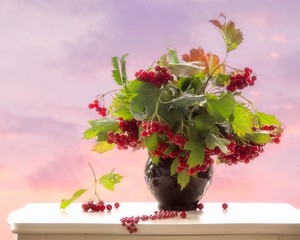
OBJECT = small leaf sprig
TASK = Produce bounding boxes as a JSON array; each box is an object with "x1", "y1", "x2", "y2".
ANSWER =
[{"x1": 60, "y1": 162, "x2": 123, "y2": 210}]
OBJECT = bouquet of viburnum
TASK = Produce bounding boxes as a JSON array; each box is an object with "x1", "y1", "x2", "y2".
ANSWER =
[{"x1": 84, "y1": 14, "x2": 283, "y2": 189}]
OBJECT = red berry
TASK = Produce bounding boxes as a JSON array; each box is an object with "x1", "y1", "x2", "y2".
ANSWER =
[
  {"x1": 88, "y1": 103, "x2": 94, "y2": 109},
  {"x1": 222, "y1": 203, "x2": 228, "y2": 210},
  {"x1": 99, "y1": 204, "x2": 106, "y2": 211},
  {"x1": 180, "y1": 211, "x2": 187, "y2": 218},
  {"x1": 114, "y1": 202, "x2": 120, "y2": 208},
  {"x1": 106, "y1": 204, "x2": 113, "y2": 211},
  {"x1": 197, "y1": 203, "x2": 204, "y2": 210},
  {"x1": 81, "y1": 203, "x2": 90, "y2": 211}
]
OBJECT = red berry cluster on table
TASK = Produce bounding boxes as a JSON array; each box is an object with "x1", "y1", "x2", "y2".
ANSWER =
[
  {"x1": 81, "y1": 200, "x2": 119, "y2": 212},
  {"x1": 80, "y1": 201, "x2": 229, "y2": 234}
]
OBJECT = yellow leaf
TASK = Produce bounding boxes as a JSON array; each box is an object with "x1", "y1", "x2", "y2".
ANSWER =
[
  {"x1": 205, "y1": 53, "x2": 225, "y2": 76},
  {"x1": 92, "y1": 141, "x2": 115, "y2": 153}
]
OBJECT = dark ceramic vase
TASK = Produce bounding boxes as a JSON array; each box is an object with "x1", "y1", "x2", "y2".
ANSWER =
[{"x1": 145, "y1": 157, "x2": 213, "y2": 211}]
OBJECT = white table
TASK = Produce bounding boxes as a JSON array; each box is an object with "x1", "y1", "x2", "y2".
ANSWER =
[{"x1": 7, "y1": 202, "x2": 300, "y2": 240}]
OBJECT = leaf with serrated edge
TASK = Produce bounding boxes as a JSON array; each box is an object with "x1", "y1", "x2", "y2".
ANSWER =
[
  {"x1": 111, "y1": 56, "x2": 122, "y2": 86},
  {"x1": 210, "y1": 14, "x2": 244, "y2": 52},
  {"x1": 257, "y1": 112, "x2": 282, "y2": 126},
  {"x1": 130, "y1": 82, "x2": 162, "y2": 121},
  {"x1": 184, "y1": 139, "x2": 204, "y2": 167},
  {"x1": 111, "y1": 97, "x2": 133, "y2": 120},
  {"x1": 120, "y1": 54, "x2": 128, "y2": 86},
  {"x1": 207, "y1": 93, "x2": 234, "y2": 121},
  {"x1": 232, "y1": 103, "x2": 255, "y2": 138},
  {"x1": 60, "y1": 188, "x2": 87, "y2": 210},
  {"x1": 248, "y1": 133, "x2": 271, "y2": 144},
  {"x1": 83, "y1": 118, "x2": 118, "y2": 141},
  {"x1": 205, "y1": 133, "x2": 230, "y2": 153}
]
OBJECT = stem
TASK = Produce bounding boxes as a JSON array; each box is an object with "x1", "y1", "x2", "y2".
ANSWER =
[
  {"x1": 96, "y1": 89, "x2": 120, "y2": 100},
  {"x1": 238, "y1": 94, "x2": 258, "y2": 114},
  {"x1": 88, "y1": 162, "x2": 101, "y2": 202},
  {"x1": 201, "y1": 51, "x2": 228, "y2": 94}
]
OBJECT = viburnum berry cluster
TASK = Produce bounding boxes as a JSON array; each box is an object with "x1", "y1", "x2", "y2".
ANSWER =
[
  {"x1": 107, "y1": 118, "x2": 141, "y2": 149},
  {"x1": 81, "y1": 200, "x2": 119, "y2": 212},
  {"x1": 88, "y1": 99, "x2": 107, "y2": 117},
  {"x1": 226, "y1": 67, "x2": 257, "y2": 92},
  {"x1": 84, "y1": 14, "x2": 283, "y2": 189},
  {"x1": 135, "y1": 65, "x2": 174, "y2": 87}
]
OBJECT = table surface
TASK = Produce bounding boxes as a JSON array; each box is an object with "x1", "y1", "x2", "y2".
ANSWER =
[{"x1": 7, "y1": 202, "x2": 300, "y2": 236}]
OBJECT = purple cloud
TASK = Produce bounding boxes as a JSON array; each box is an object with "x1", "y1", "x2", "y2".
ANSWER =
[
  {"x1": 26, "y1": 150, "x2": 86, "y2": 190},
  {"x1": 0, "y1": 109, "x2": 78, "y2": 137}
]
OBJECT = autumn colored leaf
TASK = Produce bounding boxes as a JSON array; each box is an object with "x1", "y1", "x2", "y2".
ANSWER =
[
  {"x1": 205, "y1": 53, "x2": 225, "y2": 76},
  {"x1": 209, "y1": 13, "x2": 243, "y2": 52},
  {"x1": 182, "y1": 48, "x2": 225, "y2": 76},
  {"x1": 182, "y1": 48, "x2": 206, "y2": 65}
]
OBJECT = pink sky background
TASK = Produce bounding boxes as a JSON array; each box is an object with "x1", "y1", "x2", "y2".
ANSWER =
[{"x1": 1, "y1": 0, "x2": 300, "y2": 238}]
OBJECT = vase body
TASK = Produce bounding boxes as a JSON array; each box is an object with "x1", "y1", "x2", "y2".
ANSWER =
[{"x1": 144, "y1": 157, "x2": 213, "y2": 211}]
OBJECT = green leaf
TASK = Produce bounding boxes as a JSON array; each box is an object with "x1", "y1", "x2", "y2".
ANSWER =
[
  {"x1": 111, "y1": 56, "x2": 122, "y2": 86},
  {"x1": 144, "y1": 133, "x2": 158, "y2": 152},
  {"x1": 99, "y1": 169, "x2": 124, "y2": 191},
  {"x1": 192, "y1": 114, "x2": 219, "y2": 136},
  {"x1": 130, "y1": 82, "x2": 162, "y2": 121},
  {"x1": 257, "y1": 112, "x2": 282, "y2": 127},
  {"x1": 177, "y1": 170, "x2": 190, "y2": 190},
  {"x1": 169, "y1": 93, "x2": 206, "y2": 108},
  {"x1": 120, "y1": 54, "x2": 128, "y2": 86},
  {"x1": 168, "y1": 48, "x2": 180, "y2": 64},
  {"x1": 184, "y1": 139, "x2": 204, "y2": 167},
  {"x1": 150, "y1": 155, "x2": 160, "y2": 165},
  {"x1": 111, "y1": 54, "x2": 128, "y2": 86},
  {"x1": 110, "y1": 80, "x2": 141, "y2": 120},
  {"x1": 232, "y1": 103, "x2": 255, "y2": 138},
  {"x1": 205, "y1": 133, "x2": 230, "y2": 153},
  {"x1": 210, "y1": 13, "x2": 244, "y2": 52},
  {"x1": 170, "y1": 157, "x2": 179, "y2": 176},
  {"x1": 83, "y1": 118, "x2": 119, "y2": 141},
  {"x1": 167, "y1": 62, "x2": 204, "y2": 77},
  {"x1": 214, "y1": 73, "x2": 231, "y2": 87},
  {"x1": 60, "y1": 188, "x2": 87, "y2": 210},
  {"x1": 92, "y1": 141, "x2": 115, "y2": 153},
  {"x1": 248, "y1": 132, "x2": 271, "y2": 144},
  {"x1": 206, "y1": 93, "x2": 234, "y2": 121},
  {"x1": 111, "y1": 97, "x2": 133, "y2": 120}
]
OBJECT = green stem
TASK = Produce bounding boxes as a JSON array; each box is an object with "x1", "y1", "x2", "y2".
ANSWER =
[
  {"x1": 201, "y1": 51, "x2": 228, "y2": 94},
  {"x1": 238, "y1": 94, "x2": 258, "y2": 114},
  {"x1": 96, "y1": 89, "x2": 120, "y2": 100},
  {"x1": 88, "y1": 162, "x2": 101, "y2": 202}
]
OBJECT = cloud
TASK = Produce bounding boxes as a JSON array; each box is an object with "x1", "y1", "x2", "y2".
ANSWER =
[
  {"x1": 272, "y1": 33, "x2": 288, "y2": 44},
  {"x1": 0, "y1": 109, "x2": 78, "y2": 137},
  {"x1": 26, "y1": 149, "x2": 86, "y2": 190},
  {"x1": 270, "y1": 51, "x2": 280, "y2": 59}
]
